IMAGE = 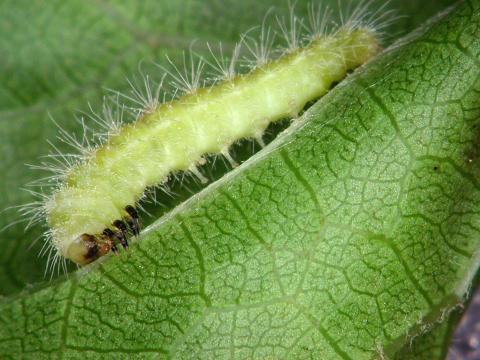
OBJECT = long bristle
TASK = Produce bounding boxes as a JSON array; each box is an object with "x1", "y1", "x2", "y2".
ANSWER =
[
  {"x1": 203, "y1": 42, "x2": 241, "y2": 82},
  {"x1": 276, "y1": 1, "x2": 304, "y2": 53}
]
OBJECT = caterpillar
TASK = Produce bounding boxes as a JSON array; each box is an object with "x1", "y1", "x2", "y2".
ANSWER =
[{"x1": 19, "y1": 2, "x2": 392, "y2": 272}]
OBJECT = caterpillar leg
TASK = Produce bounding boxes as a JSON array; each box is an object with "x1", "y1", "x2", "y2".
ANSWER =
[
  {"x1": 125, "y1": 205, "x2": 141, "y2": 236},
  {"x1": 113, "y1": 220, "x2": 130, "y2": 249}
]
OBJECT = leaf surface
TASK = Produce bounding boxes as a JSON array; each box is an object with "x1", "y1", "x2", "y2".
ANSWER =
[{"x1": 1, "y1": 0, "x2": 479, "y2": 359}]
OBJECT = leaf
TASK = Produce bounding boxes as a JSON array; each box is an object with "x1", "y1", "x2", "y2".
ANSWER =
[
  {"x1": 1, "y1": 0, "x2": 479, "y2": 358},
  {"x1": 395, "y1": 273, "x2": 480, "y2": 359},
  {"x1": 394, "y1": 310, "x2": 460, "y2": 359}
]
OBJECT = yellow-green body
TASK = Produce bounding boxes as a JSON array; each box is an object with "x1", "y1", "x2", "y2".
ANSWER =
[{"x1": 46, "y1": 29, "x2": 380, "y2": 264}]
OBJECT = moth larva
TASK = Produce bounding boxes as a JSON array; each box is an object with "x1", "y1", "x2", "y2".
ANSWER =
[{"x1": 23, "y1": 4, "x2": 388, "y2": 269}]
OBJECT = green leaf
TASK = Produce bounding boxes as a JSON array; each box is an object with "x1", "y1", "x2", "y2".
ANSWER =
[
  {"x1": 395, "y1": 273, "x2": 480, "y2": 359},
  {"x1": 394, "y1": 310, "x2": 460, "y2": 359},
  {"x1": 1, "y1": 0, "x2": 479, "y2": 359}
]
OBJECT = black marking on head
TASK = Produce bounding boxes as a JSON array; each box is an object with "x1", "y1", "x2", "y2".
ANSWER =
[
  {"x1": 86, "y1": 245, "x2": 98, "y2": 260},
  {"x1": 81, "y1": 234, "x2": 99, "y2": 261}
]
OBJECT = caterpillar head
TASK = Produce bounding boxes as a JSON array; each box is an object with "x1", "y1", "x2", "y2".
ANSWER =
[
  {"x1": 47, "y1": 187, "x2": 140, "y2": 265},
  {"x1": 61, "y1": 233, "x2": 112, "y2": 265}
]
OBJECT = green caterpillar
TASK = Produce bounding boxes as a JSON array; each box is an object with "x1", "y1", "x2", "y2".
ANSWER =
[{"x1": 27, "y1": 4, "x2": 385, "y2": 268}]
